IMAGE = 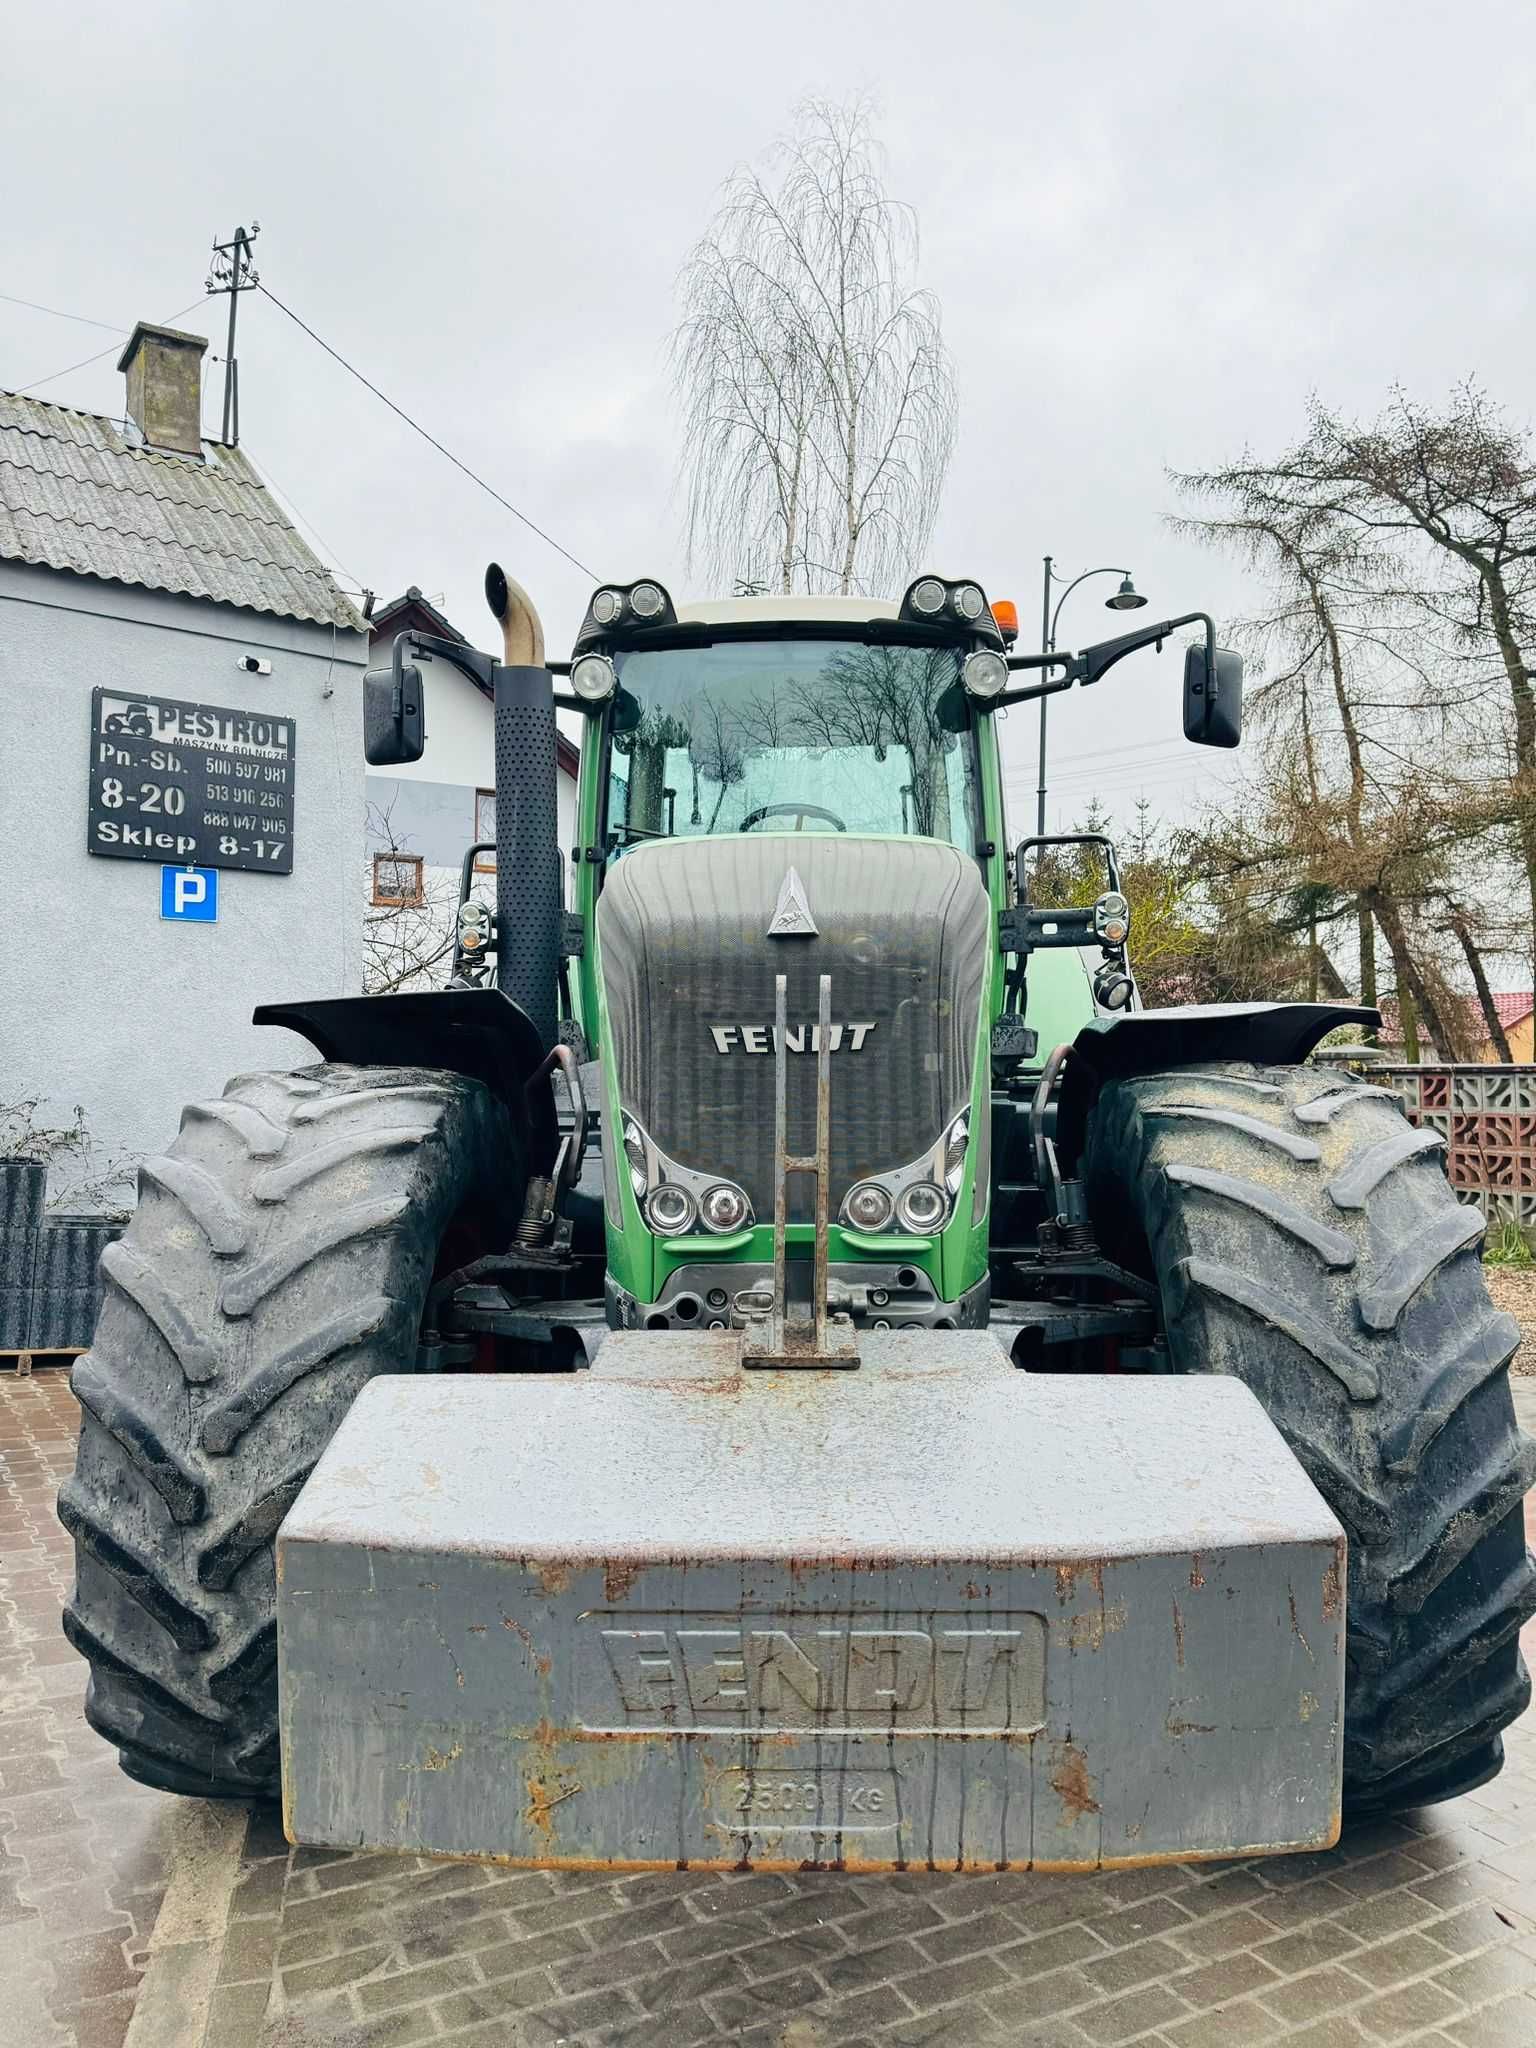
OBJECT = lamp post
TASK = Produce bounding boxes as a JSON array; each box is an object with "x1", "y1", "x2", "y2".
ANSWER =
[{"x1": 1035, "y1": 560, "x2": 1147, "y2": 834}]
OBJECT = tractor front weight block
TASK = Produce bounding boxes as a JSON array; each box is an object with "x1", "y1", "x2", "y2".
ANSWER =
[{"x1": 277, "y1": 1332, "x2": 1344, "y2": 1872}]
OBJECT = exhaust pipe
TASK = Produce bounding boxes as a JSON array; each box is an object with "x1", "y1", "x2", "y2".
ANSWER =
[{"x1": 485, "y1": 563, "x2": 559, "y2": 1053}]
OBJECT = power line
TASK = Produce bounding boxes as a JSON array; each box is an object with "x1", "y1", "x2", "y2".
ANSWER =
[
  {"x1": 0, "y1": 289, "x2": 125, "y2": 332},
  {"x1": 255, "y1": 282, "x2": 597, "y2": 582},
  {"x1": 16, "y1": 295, "x2": 216, "y2": 398},
  {"x1": 1002, "y1": 743, "x2": 1194, "y2": 786},
  {"x1": 1003, "y1": 750, "x2": 1196, "y2": 794},
  {"x1": 254, "y1": 456, "x2": 368, "y2": 599},
  {"x1": 1001, "y1": 748, "x2": 1197, "y2": 796},
  {"x1": 1011, "y1": 732, "x2": 1201, "y2": 773}
]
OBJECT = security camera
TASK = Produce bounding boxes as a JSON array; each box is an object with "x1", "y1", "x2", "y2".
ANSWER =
[{"x1": 237, "y1": 655, "x2": 272, "y2": 676}]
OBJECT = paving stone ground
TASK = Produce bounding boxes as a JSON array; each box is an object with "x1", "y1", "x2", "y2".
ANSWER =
[{"x1": 7, "y1": 1366, "x2": 1536, "y2": 2047}]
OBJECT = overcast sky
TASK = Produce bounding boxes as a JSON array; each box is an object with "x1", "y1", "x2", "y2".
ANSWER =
[{"x1": 5, "y1": 0, "x2": 1533, "y2": 834}]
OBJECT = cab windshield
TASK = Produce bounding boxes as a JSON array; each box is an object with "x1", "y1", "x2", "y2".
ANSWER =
[{"x1": 606, "y1": 638, "x2": 980, "y2": 854}]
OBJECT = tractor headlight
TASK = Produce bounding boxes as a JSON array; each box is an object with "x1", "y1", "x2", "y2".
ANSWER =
[
  {"x1": 699, "y1": 1182, "x2": 751, "y2": 1233},
  {"x1": 952, "y1": 582, "x2": 986, "y2": 621},
  {"x1": 1094, "y1": 962, "x2": 1136, "y2": 1011},
  {"x1": 646, "y1": 1184, "x2": 696, "y2": 1236},
  {"x1": 572, "y1": 654, "x2": 618, "y2": 703},
  {"x1": 909, "y1": 576, "x2": 946, "y2": 615},
  {"x1": 621, "y1": 1115, "x2": 648, "y2": 1201},
  {"x1": 896, "y1": 1181, "x2": 947, "y2": 1232},
  {"x1": 629, "y1": 581, "x2": 666, "y2": 620},
  {"x1": 590, "y1": 588, "x2": 624, "y2": 626},
  {"x1": 1093, "y1": 891, "x2": 1130, "y2": 946},
  {"x1": 941, "y1": 1112, "x2": 970, "y2": 1197},
  {"x1": 962, "y1": 650, "x2": 1009, "y2": 701},
  {"x1": 842, "y1": 1181, "x2": 894, "y2": 1231}
]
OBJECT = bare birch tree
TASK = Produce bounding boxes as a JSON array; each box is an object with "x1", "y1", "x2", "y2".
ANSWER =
[{"x1": 674, "y1": 96, "x2": 956, "y2": 597}]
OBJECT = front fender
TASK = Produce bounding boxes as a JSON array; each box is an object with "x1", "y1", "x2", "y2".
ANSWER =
[
  {"x1": 255, "y1": 988, "x2": 557, "y2": 1163},
  {"x1": 1055, "y1": 1001, "x2": 1379, "y2": 1164}
]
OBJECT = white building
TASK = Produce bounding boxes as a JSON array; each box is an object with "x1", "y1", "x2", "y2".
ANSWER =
[
  {"x1": 363, "y1": 587, "x2": 579, "y2": 991},
  {"x1": 0, "y1": 322, "x2": 368, "y2": 1207}
]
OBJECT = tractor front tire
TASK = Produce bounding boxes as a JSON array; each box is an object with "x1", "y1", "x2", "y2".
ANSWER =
[
  {"x1": 1083, "y1": 1060, "x2": 1536, "y2": 1815},
  {"x1": 60, "y1": 1062, "x2": 515, "y2": 1800}
]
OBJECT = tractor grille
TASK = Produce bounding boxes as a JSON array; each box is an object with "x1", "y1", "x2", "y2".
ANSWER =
[{"x1": 596, "y1": 836, "x2": 989, "y2": 1215}]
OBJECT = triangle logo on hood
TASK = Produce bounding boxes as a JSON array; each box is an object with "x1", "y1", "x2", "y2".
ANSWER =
[{"x1": 767, "y1": 866, "x2": 818, "y2": 938}]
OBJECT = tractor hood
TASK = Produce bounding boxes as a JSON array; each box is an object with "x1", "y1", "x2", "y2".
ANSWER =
[{"x1": 596, "y1": 836, "x2": 989, "y2": 1219}]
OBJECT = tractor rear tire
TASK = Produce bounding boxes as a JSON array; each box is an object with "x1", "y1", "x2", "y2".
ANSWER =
[
  {"x1": 60, "y1": 1062, "x2": 517, "y2": 1801},
  {"x1": 1082, "y1": 1060, "x2": 1536, "y2": 1815}
]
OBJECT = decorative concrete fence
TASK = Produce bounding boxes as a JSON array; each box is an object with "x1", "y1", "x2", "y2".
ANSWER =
[
  {"x1": 1387, "y1": 1065, "x2": 1536, "y2": 1239},
  {"x1": 0, "y1": 1160, "x2": 123, "y2": 1362}
]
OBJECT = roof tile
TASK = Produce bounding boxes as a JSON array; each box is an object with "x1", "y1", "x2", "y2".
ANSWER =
[{"x1": 0, "y1": 390, "x2": 362, "y2": 631}]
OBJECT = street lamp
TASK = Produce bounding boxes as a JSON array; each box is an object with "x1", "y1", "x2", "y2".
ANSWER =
[{"x1": 1035, "y1": 559, "x2": 1147, "y2": 834}]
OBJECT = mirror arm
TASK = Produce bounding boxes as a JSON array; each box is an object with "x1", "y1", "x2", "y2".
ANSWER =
[
  {"x1": 398, "y1": 630, "x2": 588, "y2": 706},
  {"x1": 983, "y1": 617, "x2": 1216, "y2": 711},
  {"x1": 399, "y1": 630, "x2": 497, "y2": 695},
  {"x1": 986, "y1": 670, "x2": 1079, "y2": 710},
  {"x1": 1068, "y1": 611, "x2": 1215, "y2": 688}
]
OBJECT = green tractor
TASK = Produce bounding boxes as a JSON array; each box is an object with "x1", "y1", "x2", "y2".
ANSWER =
[{"x1": 63, "y1": 565, "x2": 1533, "y2": 1870}]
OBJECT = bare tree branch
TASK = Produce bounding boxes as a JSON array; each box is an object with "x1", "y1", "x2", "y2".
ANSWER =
[
  {"x1": 363, "y1": 798, "x2": 462, "y2": 995},
  {"x1": 673, "y1": 96, "x2": 956, "y2": 596}
]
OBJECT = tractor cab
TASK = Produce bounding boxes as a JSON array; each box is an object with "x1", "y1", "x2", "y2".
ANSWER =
[
  {"x1": 557, "y1": 580, "x2": 1011, "y2": 1341},
  {"x1": 372, "y1": 571, "x2": 1246, "y2": 1355}
]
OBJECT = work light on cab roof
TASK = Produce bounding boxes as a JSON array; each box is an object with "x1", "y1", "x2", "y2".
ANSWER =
[
  {"x1": 583, "y1": 578, "x2": 678, "y2": 638},
  {"x1": 899, "y1": 574, "x2": 1001, "y2": 637}
]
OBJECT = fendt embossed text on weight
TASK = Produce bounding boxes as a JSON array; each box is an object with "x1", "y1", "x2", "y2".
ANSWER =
[{"x1": 589, "y1": 1615, "x2": 1047, "y2": 1733}]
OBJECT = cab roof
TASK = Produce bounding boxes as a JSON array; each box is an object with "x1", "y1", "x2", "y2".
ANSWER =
[{"x1": 673, "y1": 594, "x2": 902, "y2": 629}]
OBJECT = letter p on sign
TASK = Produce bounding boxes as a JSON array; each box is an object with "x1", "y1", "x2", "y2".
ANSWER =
[{"x1": 161, "y1": 865, "x2": 219, "y2": 923}]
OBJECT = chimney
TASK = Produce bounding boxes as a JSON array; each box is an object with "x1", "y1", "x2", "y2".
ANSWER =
[{"x1": 117, "y1": 322, "x2": 208, "y2": 458}]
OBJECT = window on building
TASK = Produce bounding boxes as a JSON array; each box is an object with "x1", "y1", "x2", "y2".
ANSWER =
[
  {"x1": 372, "y1": 853, "x2": 424, "y2": 907},
  {"x1": 475, "y1": 789, "x2": 497, "y2": 873}
]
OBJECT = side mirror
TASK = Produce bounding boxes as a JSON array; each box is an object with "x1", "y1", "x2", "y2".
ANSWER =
[
  {"x1": 1183, "y1": 644, "x2": 1243, "y2": 748},
  {"x1": 363, "y1": 638, "x2": 427, "y2": 765}
]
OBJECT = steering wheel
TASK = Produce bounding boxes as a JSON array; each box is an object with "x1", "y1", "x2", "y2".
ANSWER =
[{"x1": 740, "y1": 803, "x2": 847, "y2": 833}]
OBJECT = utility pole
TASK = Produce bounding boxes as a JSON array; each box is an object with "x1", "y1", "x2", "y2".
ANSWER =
[
  {"x1": 206, "y1": 224, "x2": 261, "y2": 446},
  {"x1": 1037, "y1": 555, "x2": 1053, "y2": 836}
]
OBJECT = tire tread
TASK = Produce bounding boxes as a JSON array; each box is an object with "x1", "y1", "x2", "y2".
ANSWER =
[
  {"x1": 1085, "y1": 1059, "x2": 1534, "y2": 1813},
  {"x1": 62, "y1": 1061, "x2": 514, "y2": 1798}
]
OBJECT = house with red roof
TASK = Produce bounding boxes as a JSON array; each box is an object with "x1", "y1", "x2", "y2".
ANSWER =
[{"x1": 1378, "y1": 991, "x2": 1534, "y2": 1063}]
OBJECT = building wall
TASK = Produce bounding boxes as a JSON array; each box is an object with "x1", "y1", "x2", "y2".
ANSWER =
[
  {"x1": 0, "y1": 558, "x2": 368, "y2": 1207},
  {"x1": 366, "y1": 768, "x2": 578, "y2": 872},
  {"x1": 1473, "y1": 1014, "x2": 1535, "y2": 1064}
]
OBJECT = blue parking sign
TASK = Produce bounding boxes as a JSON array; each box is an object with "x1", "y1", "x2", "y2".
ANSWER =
[{"x1": 161, "y1": 865, "x2": 218, "y2": 922}]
